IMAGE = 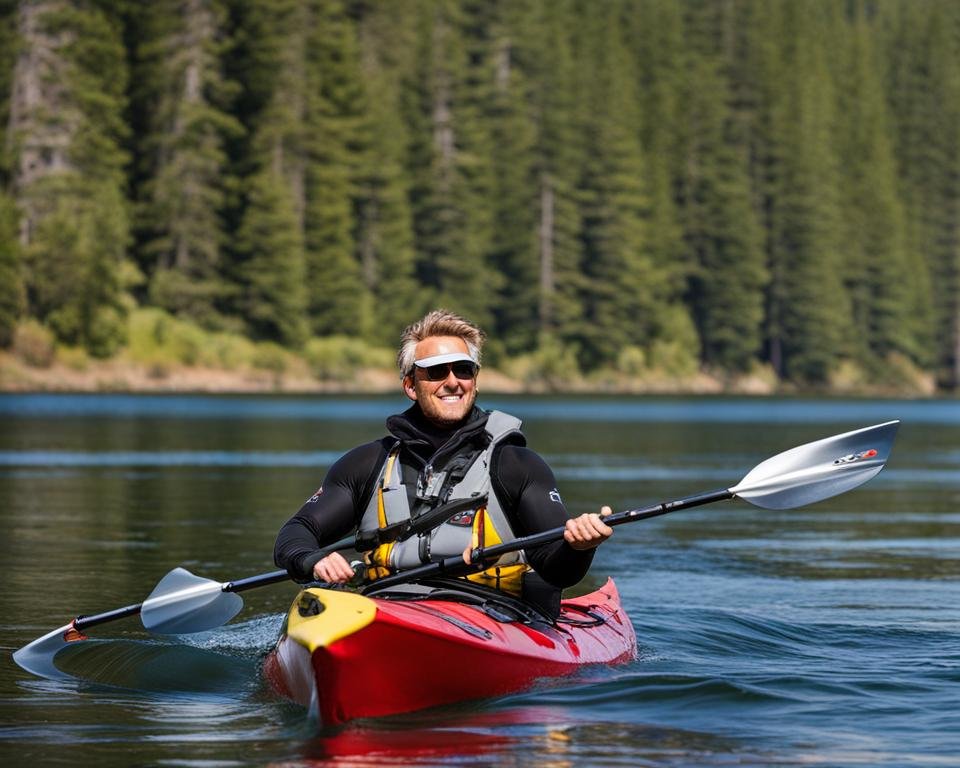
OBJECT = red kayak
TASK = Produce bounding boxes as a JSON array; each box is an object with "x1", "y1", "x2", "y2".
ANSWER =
[{"x1": 263, "y1": 576, "x2": 636, "y2": 725}]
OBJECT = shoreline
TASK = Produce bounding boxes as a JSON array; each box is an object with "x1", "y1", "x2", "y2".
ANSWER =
[{"x1": 0, "y1": 351, "x2": 941, "y2": 399}]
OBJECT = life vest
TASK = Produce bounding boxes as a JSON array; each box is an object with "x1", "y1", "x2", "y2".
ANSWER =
[{"x1": 357, "y1": 410, "x2": 531, "y2": 595}]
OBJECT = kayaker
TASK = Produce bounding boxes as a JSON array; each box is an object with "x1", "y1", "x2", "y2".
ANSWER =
[{"x1": 273, "y1": 309, "x2": 613, "y2": 614}]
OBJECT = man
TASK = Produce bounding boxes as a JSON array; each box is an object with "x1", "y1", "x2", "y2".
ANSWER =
[{"x1": 274, "y1": 309, "x2": 613, "y2": 612}]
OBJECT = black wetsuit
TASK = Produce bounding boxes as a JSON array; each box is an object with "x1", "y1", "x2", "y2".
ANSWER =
[{"x1": 274, "y1": 405, "x2": 596, "y2": 590}]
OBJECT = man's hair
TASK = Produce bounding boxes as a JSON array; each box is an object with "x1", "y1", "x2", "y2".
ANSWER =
[{"x1": 397, "y1": 309, "x2": 485, "y2": 377}]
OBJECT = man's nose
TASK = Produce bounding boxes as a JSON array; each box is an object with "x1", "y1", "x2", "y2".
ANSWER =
[{"x1": 442, "y1": 369, "x2": 460, "y2": 386}]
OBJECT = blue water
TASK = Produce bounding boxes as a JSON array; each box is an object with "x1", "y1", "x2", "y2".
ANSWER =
[{"x1": 1, "y1": 394, "x2": 958, "y2": 766}]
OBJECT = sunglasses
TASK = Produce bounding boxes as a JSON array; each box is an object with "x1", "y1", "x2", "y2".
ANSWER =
[{"x1": 413, "y1": 361, "x2": 479, "y2": 381}]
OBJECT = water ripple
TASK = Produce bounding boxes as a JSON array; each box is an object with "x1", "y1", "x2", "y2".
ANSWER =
[{"x1": 0, "y1": 450, "x2": 343, "y2": 467}]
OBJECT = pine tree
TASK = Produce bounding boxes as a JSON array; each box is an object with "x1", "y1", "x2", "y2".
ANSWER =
[
  {"x1": 353, "y1": 1, "x2": 423, "y2": 345},
  {"x1": 517, "y1": 0, "x2": 586, "y2": 350},
  {"x1": 764, "y1": 1, "x2": 850, "y2": 384},
  {"x1": 629, "y1": 0, "x2": 698, "y2": 367},
  {"x1": 836, "y1": 2, "x2": 919, "y2": 375},
  {"x1": 0, "y1": 1, "x2": 22, "y2": 347},
  {"x1": 573, "y1": 2, "x2": 665, "y2": 369},
  {"x1": 478, "y1": 0, "x2": 539, "y2": 356},
  {"x1": 884, "y1": 0, "x2": 960, "y2": 387},
  {"x1": 0, "y1": 0, "x2": 15, "y2": 170},
  {"x1": 131, "y1": 0, "x2": 241, "y2": 330},
  {"x1": 230, "y1": 0, "x2": 309, "y2": 345},
  {"x1": 9, "y1": 0, "x2": 132, "y2": 356},
  {"x1": 0, "y1": 192, "x2": 22, "y2": 346},
  {"x1": 402, "y1": 0, "x2": 500, "y2": 329},
  {"x1": 676, "y1": 1, "x2": 767, "y2": 373},
  {"x1": 303, "y1": 0, "x2": 372, "y2": 337}
]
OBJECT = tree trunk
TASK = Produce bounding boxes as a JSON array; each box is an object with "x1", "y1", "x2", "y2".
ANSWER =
[{"x1": 538, "y1": 174, "x2": 554, "y2": 331}]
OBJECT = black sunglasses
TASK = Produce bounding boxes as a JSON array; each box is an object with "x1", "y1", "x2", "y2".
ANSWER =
[{"x1": 413, "y1": 361, "x2": 479, "y2": 381}]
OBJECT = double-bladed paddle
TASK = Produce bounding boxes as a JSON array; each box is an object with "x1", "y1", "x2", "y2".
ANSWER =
[{"x1": 13, "y1": 420, "x2": 899, "y2": 679}]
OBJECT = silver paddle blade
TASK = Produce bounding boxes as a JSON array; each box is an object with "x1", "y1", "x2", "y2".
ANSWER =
[
  {"x1": 729, "y1": 420, "x2": 899, "y2": 510},
  {"x1": 141, "y1": 567, "x2": 243, "y2": 634},
  {"x1": 12, "y1": 623, "x2": 82, "y2": 680}
]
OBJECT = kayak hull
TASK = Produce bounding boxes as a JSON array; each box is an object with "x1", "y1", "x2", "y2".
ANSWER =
[{"x1": 263, "y1": 577, "x2": 635, "y2": 725}]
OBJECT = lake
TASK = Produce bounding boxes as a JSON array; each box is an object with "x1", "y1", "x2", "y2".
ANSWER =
[{"x1": 1, "y1": 393, "x2": 958, "y2": 766}]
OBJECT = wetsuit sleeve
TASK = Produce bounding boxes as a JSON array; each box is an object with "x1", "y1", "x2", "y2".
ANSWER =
[
  {"x1": 492, "y1": 445, "x2": 597, "y2": 588},
  {"x1": 273, "y1": 441, "x2": 386, "y2": 581}
]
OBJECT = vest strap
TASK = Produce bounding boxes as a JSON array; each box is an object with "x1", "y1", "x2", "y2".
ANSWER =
[{"x1": 355, "y1": 493, "x2": 488, "y2": 552}]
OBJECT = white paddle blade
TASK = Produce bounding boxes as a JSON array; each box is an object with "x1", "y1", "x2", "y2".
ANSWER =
[
  {"x1": 12, "y1": 623, "x2": 81, "y2": 680},
  {"x1": 141, "y1": 567, "x2": 243, "y2": 634},
  {"x1": 729, "y1": 420, "x2": 899, "y2": 510}
]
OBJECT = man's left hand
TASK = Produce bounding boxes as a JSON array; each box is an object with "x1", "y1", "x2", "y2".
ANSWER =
[{"x1": 563, "y1": 505, "x2": 614, "y2": 550}]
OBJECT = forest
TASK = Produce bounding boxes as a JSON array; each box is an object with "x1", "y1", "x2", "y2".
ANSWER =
[{"x1": 0, "y1": 0, "x2": 958, "y2": 392}]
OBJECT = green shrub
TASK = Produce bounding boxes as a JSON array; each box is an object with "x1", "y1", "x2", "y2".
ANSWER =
[
  {"x1": 304, "y1": 336, "x2": 392, "y2": 381},
  {"x1": 252, "y1": 341, "x2": 289, "y2": 374},
  {"x1": 127, "y1": 308, "x2": 174, "y2": 364},
  {"x1": 127, "y1": 308, "x2": 217, "y2": 367},
  {"x1": 616, "y1": 346, "x2": 646, "y2": 376},
  {"x1": 13, "y1": 321, "x2": 56, "y2": 368},
  {"x1": 86, "y1": 305, "x2": 127, "y2": 359},
  {"x1": 648, "y1": 305, "x2": 701, "y2": 377},
  {"x1": 204, "y1": 333, "x2": 255, "y2": 370},
  {"x1": 57, "y1": 345, "x2": 90, "y2": 372},
  {"x1": 647, "y1": 338, "x2": 699, "y2": 378},
  {"x1": 507, "y1": 334, "x2": 581, "y2": 389}
]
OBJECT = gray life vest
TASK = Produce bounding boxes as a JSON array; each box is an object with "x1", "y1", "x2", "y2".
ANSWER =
[{"x1": 358, "y1": 410, "x2": 530, "y2": 578}]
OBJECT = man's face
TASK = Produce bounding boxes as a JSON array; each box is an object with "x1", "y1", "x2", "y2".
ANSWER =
[{"x1": 403, "y1": 336, "x2": 478, "y2": 427}]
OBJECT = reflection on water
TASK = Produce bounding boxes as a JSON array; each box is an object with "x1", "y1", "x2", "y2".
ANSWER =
[
  {"x1": 288, "y1": 708, "x2": 761, "y2": 768},
  {"x1": 2, "y1": 394, "x2": 959, "y2": 766}
]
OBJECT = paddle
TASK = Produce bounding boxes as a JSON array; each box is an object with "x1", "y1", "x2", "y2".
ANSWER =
[
  {"x1": 13, "y1": 420, "x2": 898, "y2": 679},
  {"x1": 363, "y1": 419, "x2": 900, "y2": 592}
]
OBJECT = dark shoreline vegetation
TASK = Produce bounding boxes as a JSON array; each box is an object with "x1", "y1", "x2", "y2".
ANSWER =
[{"x1": 0, "y1": 1, "x2": 959, "y2": 395}]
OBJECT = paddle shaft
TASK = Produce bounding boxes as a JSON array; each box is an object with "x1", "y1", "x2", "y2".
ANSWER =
[{"x1": 363, "y1": 488, "x2": 734, "y2": 592}]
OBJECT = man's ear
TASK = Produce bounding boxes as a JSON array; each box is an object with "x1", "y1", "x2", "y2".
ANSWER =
[{"x1": 402, "y1": 374, "x2": 417, "y2": 401}]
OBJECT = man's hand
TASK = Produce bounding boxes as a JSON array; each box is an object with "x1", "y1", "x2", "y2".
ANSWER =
[
  {"x1": 312, "y1": 551, "x2": 357, "y2": 583},
  {"x1": 563, "y1": 505, "x2": 614, "y2": 550}
]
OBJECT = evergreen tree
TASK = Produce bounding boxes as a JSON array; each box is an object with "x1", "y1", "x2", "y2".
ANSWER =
[
  {"x1": 131, "y1": 0, "x2": 241, "y2": 330},
  {"x1": 676, "y1": 1, "x2": 767, "y2": 373},
  {"x1": 0, "y1": 0, "x2": 15, "y2": 172},
  {"x1": 354, "y1": 2, "x2": 424, "y2": 345},
  {"x1": 629, "y1": 0, "x2": 697, "y2": 365},
  {"x1": 402, "y1": 0, "x2": 500, "y2": 328},
  {"x1": 517, "y1": 0, "x2": 586, "y2": 349},
  {"x1": 0, "y1": 1, "x2": 22, "y2": 346},
  {"x1": 0, "y1": 192, "x2": 22, "y2": 346},
  {"x1": 303, "y1": 0, "x2": 372, "y2": 337},
  {"x1": 9, "y1": 0, "x2": 132, "y2": 356},
  {"x1": 480, "y1": 0, "x2": 539, "y2": 356},
  {"x1": 884, "y1": 0, "x2": 960, "y2": 387},
  {"x1": 765, "y1": 1, "x2": 850, "y2": 384},
  {"x1": 230, "y1": 0, "x2": 309, "y2": 345},
  {"x1": 837, "y1": 2, "x2": 920, "y2": 374},
  {"x1": 574, "y1": 2, "x2": 665, "y2": 369}
]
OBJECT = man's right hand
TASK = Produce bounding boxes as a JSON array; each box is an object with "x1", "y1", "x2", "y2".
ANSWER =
[{"x1": 312, "y1": 551, "x2": 357, "y2": 583}]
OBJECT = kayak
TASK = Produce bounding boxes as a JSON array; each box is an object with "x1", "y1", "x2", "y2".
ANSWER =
[{"x1": 262, "y1": 576, "x2": 636, "y2": 725}]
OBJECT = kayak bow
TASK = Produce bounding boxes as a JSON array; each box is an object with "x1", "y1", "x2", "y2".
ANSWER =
[{"x1": 262, "y1": 578, "x2": 636, "y2": 725}]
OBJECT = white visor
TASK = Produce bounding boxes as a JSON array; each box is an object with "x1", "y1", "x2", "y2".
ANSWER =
[{"x1": 413, "y1": 351, "x2": 478, "y2": 368}]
